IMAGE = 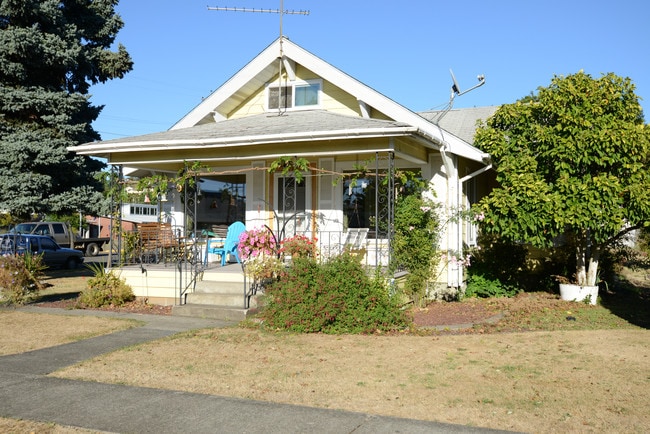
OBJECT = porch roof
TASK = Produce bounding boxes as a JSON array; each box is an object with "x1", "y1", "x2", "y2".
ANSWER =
[{"x1": 71, "y1": 110, "x2": 429, "y2": 157}]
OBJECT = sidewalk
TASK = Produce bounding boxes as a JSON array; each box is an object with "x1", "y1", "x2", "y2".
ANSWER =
[{"x1": 1, "y1": 306, "x2": 515, "y2": 434}]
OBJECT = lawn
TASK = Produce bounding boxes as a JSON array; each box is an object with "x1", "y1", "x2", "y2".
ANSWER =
[{"x1": 2, "y1": 267, "x2": 649, "y2": 433}]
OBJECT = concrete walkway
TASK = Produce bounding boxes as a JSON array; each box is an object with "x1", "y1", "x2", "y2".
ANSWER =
[{"x1": 1, "y1": 306, "x2": 515, "y2": 434}]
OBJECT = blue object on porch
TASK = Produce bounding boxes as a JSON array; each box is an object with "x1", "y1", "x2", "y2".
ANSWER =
[{"x1": 204, "y1": 221, "x2": 246, "y2": 266}]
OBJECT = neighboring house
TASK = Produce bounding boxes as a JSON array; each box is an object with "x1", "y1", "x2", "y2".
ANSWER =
[{"x1": 70, "y1": 37, "x2": 496, "y2": 291}]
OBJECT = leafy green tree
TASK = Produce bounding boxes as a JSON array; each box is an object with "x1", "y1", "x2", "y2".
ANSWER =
[
  {"x1": 475, "y1": 71, "x2": 650, "y2": 286},
  {"x1": 0, "y1": 0, "x2": 132, "y2": 219}
]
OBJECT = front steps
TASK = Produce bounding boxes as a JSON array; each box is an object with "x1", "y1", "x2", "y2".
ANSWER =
[{"x1": 172, "y1": 265, "x2": 257, "y2": 322}]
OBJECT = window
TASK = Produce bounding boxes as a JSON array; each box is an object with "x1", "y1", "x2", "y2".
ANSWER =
[
  {"x1": 277, "y1": 176, "x2": 306, "y2": 214},
  {"x1": 40, "y1": 237, "x2": 57, "y2": 251},
  {"x1": 129, "y1": 205, "x2": 158, "y2": 216},
  {"x1": 34, "y1": 224, "x2": 50, "y2": 235},
  {"x1": 275, "y1": 175, "x2": 310, "y2": 234},
  {"x1": 267, "y1": 80, "x2": 321, "y2": 111},
  {"x1": 465, "y1": 177, "x2": 478, "y2": 246},
  {"x1": 52, "y1": 223, "x2": 65, "y2": 234},
  {"x1": 342, "y1": 169, "x2": 422, "y2": 232}
]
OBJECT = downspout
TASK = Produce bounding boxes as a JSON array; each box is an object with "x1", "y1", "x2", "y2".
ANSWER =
[{"x1": 457, "y1": 163, "x2": 492, "y2": 288}]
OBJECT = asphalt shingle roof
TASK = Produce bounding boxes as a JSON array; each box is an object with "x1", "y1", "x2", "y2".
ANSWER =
[
  {"x1": 418, "y1": 106, "x2": 499, "y2": 144},
  {"x1": 95, "y1": 110, "x2": 414, "y2": 146}
]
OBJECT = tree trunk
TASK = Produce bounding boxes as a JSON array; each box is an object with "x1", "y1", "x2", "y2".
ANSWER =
[
  {"x1": 586, "y1": 248, "x2": 600, "y2": 287},
  {"x1": 575, "y1": 240, "x2": 588, "y2": 286},
  {"x1": 575, "y1": 231, "x2": 599, "y2": 286}
]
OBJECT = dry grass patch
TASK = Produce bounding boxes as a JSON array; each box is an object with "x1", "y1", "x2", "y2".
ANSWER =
[
  {"x1": 0, "y1": 417, "x2": 99, "y2": 433},
  {"x1": 0, "y1": 311, "x2": 139, "y2": 355},
  {"x1": 54, "y1": 327, "x2": 650, "y2": 433}
]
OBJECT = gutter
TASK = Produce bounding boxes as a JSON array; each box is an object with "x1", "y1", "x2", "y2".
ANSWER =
[{"x1": 69, "y1": 126, "x2": 419, "y2": 155}]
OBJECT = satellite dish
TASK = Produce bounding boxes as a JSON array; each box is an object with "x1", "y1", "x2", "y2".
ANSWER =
[
  {"x1": 450, "y1": 69, "x2": 461, "y2": 95},
  {"x1": 449, "y1": 68, "x2": 485, "y2": 98}
]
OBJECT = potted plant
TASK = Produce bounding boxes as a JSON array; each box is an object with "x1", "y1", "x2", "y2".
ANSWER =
[
  {"x1": 238, "y1": 227, "x2": 281, "y2": 284},
  {"x1": 278, "y1": 234, "x2": 317, "y2": 261}
]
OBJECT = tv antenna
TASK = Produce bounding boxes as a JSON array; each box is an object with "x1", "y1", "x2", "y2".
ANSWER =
[
  {"x1": 433, "y1": 69, "x2": 485, "y2": 124},
  {"x1": 207, "y1": 1, "x2": 310, "y2": 114}
]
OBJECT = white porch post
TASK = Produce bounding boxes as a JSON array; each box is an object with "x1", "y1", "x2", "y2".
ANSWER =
[
  {"x1": 440, "y1": 148, "x2": 461, "y2": 288},
  {"x1": 246, "y1": 160, "x2": 267, "y2": 229}
]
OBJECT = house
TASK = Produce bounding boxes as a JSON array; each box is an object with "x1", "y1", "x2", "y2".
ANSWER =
[{"x1": 70, "y1": 37, "x2": 496, "y2": 296}]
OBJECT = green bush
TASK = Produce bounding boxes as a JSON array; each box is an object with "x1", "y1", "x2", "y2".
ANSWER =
[
  {"x1": 263, "y1": 254, "x2": 409, "y2": 334},
  {"x1": 464, "y1": 273, "x2": 520, "y2": 298},
  {"x1": 0, "y1": 252, "x2": 45, "y2": 305},
  {"x1": 79, "y1": 263, "x2": 135, "y2": 307},
  {"x1": 391, "y1": 194, "x2": 441, "y2": 305}
]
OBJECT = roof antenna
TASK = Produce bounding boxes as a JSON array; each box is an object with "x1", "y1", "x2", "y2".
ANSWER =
[
  {"x1": 433, "y1": 69, "x2": 485, "y2": 124},
  {"x1": 207, "y1": 2, "x2": 310, "y2": 115}
]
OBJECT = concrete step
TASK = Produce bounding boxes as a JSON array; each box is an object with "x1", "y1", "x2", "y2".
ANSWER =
[
  {"x1": 194, "y1": 279, "x2": 243, "y2": 294},
  {"x1": 172, "y1": 303, "x2": 255, "y2": 322},
  {"x1": 185, "y1": 291, "x2": 257, "y2": 308}
]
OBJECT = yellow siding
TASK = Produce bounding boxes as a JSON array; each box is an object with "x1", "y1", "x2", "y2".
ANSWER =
[{"x1": 227, "y1": 65, "x2": 392, "y2": 120}]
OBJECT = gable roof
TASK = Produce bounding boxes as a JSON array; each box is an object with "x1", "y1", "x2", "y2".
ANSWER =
[
  {"x1": 170, "y1": 37, "x2": 488, "y2": 163},
  {"x1": 71, "y1": 37, "x2": 490, "y2": 164}
]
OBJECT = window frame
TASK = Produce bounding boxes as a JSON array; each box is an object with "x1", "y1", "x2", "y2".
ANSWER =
[{"x1": 266, "y1": 79, "x2": 322, "y2": 112}]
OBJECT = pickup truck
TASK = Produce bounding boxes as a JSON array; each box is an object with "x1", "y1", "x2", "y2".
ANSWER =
[
  {"x1": 0, "y1": 234, "x2": 84, "y2": 269},
  {"x1": 10, "y1": 221, "x2": 109, "y2": 256}
]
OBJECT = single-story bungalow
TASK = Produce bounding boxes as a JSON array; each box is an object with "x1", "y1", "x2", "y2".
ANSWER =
[{"x1": 71, "y1": 37, "x2": 496, "y2": 295}]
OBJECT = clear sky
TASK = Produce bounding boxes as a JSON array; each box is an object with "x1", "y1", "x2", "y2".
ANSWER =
[{"x1": 90, "y1": 0, "x2": 650, "y2": 141}]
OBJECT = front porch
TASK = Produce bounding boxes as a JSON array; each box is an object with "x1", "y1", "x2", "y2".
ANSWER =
[{"x1": 115, "y1": 229, "x2": 392, "y2": 321}]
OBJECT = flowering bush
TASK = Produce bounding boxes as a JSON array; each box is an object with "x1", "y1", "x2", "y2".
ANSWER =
[
  {"x1": 238, "y1": 227, "x2": 277, "y2": 261},
  {"x1": 0, "y1": 253, "x2": 45, "y2": 305},
  {"x1": 279, "y1": 235, "x2": 317, "y2": 259}
]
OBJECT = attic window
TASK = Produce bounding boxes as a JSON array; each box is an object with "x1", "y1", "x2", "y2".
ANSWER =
[{"x1": 267, "y1": 80, "x2": 321, "y2": 111}]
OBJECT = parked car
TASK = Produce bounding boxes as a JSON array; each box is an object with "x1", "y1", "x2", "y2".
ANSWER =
[
  {"x1": 0, "y1": 234, "x2": 85, "y2": 269},
  {"x1": 9, "y1": 221, "x2": 109, "y2": 256}
]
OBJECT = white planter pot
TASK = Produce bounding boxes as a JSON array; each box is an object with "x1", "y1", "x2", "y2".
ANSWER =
[{"x1": 559, "y1": 284, "x2": 598, "y2": 305}]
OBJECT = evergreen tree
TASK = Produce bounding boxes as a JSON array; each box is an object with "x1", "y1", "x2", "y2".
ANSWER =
[{"x1": 0, "y1": 0, "x2": 132, "y2": 219}]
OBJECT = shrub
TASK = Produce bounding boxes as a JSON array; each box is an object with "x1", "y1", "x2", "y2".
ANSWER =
[
  {"x1": 391, "y1": 194, "x2": 441, "y2": 305},
  {"x1": 464, "y1": 273, "x2": 520, "y2": 298},
  {"x1": 0, "y1": 252, "x2": 45, "y2": 305},
  {"x1": 79, "y1": 263, "x2": 135, "y2": 308},
  {"x1": 263, "y1": 254, "x2": 408, "y2": 334}
]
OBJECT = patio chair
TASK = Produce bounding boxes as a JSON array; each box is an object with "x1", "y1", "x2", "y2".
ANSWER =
[
  {"x1": 343, "y1": 228, "x2": 369, "y2": 258},
  {"x1": 204, "y1": 221, "x2": 246, "y2": 266}
]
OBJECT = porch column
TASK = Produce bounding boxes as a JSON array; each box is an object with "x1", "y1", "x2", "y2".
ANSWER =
[
  {"x1": 439, "y1": 149, "x2": 461, "y2": 288},
  {"x1": 246, "y1": 160, "x2": 267, "y2": 229}
]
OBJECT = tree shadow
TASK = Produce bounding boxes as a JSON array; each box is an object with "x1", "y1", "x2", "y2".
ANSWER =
[{"x1": 599, "y1": 268, "x2": 650, "y2": 330}]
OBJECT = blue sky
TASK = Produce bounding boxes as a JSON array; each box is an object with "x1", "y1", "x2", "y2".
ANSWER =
[{"x1": 90, "y1": 0, "x2": 650, "y2": 141}]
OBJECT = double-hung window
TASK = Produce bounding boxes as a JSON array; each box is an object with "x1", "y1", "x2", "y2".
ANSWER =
[{"x1": 267, "y1": 80, "x2": 321, "y2": 111}]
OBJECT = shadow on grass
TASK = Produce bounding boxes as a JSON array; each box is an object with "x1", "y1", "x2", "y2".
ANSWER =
[
  {"x1": 599, "y1": 271, "x2": 650, "y2": 330},
  {"x1": 35, "y1": 290, "x2": 81, "y2": 304}
]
